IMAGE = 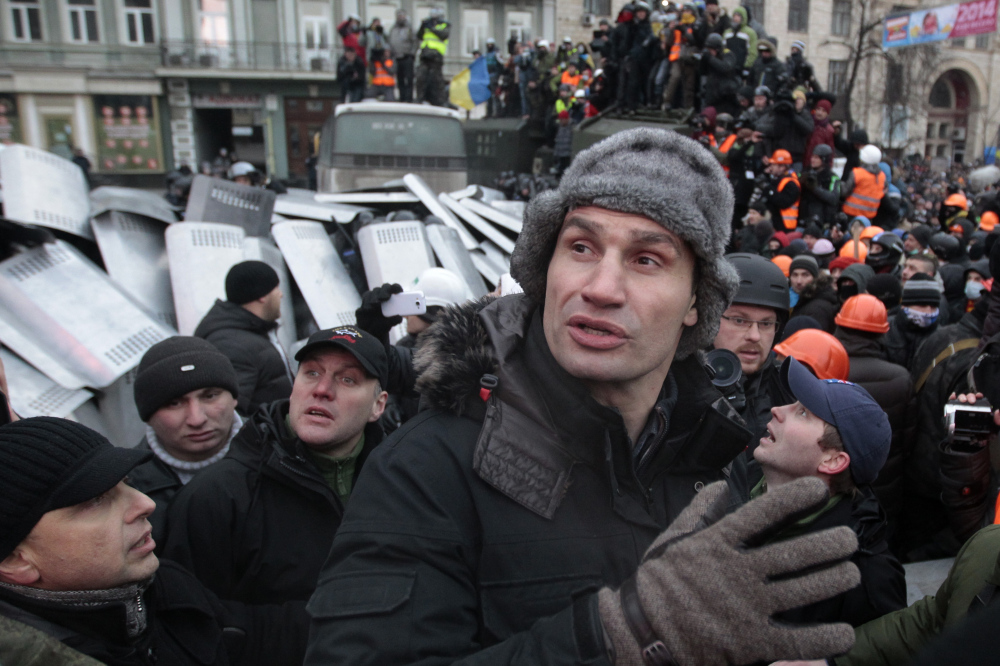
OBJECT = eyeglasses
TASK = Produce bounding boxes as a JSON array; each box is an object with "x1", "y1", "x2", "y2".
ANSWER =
[{"x1": 720, "y1": 315, "x2": 778, "y2": 332}]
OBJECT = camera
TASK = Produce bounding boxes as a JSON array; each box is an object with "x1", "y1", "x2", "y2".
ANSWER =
[
  {"x1": 943, "y1": 400, "x2": 994, "y2": 450},
  {"x1": 705, "y1": 349, "x2": 746, "y2": 411}
]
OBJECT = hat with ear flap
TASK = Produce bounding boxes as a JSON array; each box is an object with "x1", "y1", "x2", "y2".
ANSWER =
[{"x1": 509, "y1": 128, "x2": 738, "y2": 360}]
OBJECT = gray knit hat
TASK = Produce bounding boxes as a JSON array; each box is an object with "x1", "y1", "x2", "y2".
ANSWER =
[{"x1": 509, "y1": 128, "x2": 738, "y2": 360}]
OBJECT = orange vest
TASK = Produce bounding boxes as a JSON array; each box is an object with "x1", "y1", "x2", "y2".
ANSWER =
[
  {"x1": 373, "y1": 59, "x2": 395, "y2": 86},
  {"x1": 843, "y1": 168, "x2": 886, "y2": 219},
  {"x1": 778, "y1": 172, "x2": 800, "y2": 230},
  {"x1": 560, "y1": 70, "x2": 582, "y2": 88},
  {"x1": 669, "y1": 29, "x2": 681, "y2": 61},
  {"x1": 719, "y1": 133, "x2": 736, "y2": 175}
]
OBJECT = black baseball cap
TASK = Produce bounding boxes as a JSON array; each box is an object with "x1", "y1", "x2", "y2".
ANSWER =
[{"x1": 294, "y1": 326, "x2": 388, "y2": 387}]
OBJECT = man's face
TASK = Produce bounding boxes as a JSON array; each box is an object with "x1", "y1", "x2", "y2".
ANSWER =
[
  {"x1": 765, "y1": 162, "x2": 787, "y2": 177},
  {"x1": 147, "y1": 388, "x2": 237, "y2": 462},
  {"x1": 903, "y1": 235, "x2": 921, "y2": 254},
  {"x1": 830, "y1": 265, "x2": 844, "y2": 281},
  {"x1": 4, "y1": 482, "x2": 158, "y2": 591},
  {"x1": 789, "y1": 268, "x2": 814, "y2": 294},
  {"x1": 803, "y1": 234, "x2": 818, "y2": 250},
  {"x1": 809, "y1": 155, "x2": 823, "y2": 170},
  {"x1": 813, "y1": 107, "x2": 828, "y2": 121},
  {"x1": 713, "y1": 304, "x2": 779, "y2": 375},
  {"x1": 746, "y1": 208, "x2": 762, "y2": 224},
  {"x1": 542, "y1": 207, "x2": 698, "y2": 395},
  {"x1": 234, "y1": 175, "x2": 252, "y2": 186},
  {"x1": 732, "y1": 12, "x2": 742, "y2": 25},
  {"x1": 289, "y1": 348, "x2": 387, "y2": 456},
  {"x1": 754, "y1": 401, "x2": 829, "y2": 482},
  {"x1": 753, "y1": 95, "x2": 768, "y2": 110},
  {"x1": 259, "y1": 286, "x2": 282, "y2": 322}
]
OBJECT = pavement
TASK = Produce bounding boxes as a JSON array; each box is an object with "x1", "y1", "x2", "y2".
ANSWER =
[{"x1": 904, "y1": 558, "x2": 955, "y2": 606}]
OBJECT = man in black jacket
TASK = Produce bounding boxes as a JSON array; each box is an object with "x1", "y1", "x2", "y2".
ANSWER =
[
  {"x1": 162, "y1": 326, "x2": 387, "y2": 604},
  {"x1": 0, "y1": 417, "x2": 307, "y2": 666},
  {"x1": 128, "y1": 337, "x2": 242, "y2": 544},
  {"x1": 305, "y1": 129, "x2": 862, "y2": 665},
  {"x1": 194, "y1": 260, "x2": 293, "y2": 416},
  {"x1": 754, "y1": 357, "x2": 906, "y2": 627}
]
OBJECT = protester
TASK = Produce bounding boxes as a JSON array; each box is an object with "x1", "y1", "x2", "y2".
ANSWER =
[
  {"x1": 389, "y1": 9, "x2": 417, "y2": 102},
  {"x1": 415, "y1": 7, "x2": 449, "y2": 105},
  {"x1": 162, "y1": 326, "x2": 387, "y2": 604},
  {"x1": 790, "y1": 255, "x2": 839, "y2": 331},
  {"x1": 884, "y1": 273, "x2": 943, "y2": 370},
  {"x1": 194, "y1": 260, "x2": 292, "y2": 416},
  {"x1": 336, "y1": 48, "x2": 366, "y2": 102},
  {"x1": 304, "y1": 129, "x2": 860, "y2": 665}
]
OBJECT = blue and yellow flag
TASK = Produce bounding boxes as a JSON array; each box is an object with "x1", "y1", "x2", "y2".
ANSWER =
[{"x1": 449, "y1": 56, "x2": 491, "y2": 110}]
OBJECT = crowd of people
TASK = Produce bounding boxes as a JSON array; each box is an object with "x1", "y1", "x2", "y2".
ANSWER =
[{"x1": 5, "y1": 125, "x2": 1000, "y2": 665}]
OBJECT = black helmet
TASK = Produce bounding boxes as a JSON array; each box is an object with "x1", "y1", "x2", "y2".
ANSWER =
[
  {"x1": 812, "y1": 144, "x2": 833, "y2": 159},
  {"x1": 865, "y1": 232, "x2": 903, "y2": 269},
  {"x1": 930, "y1": 232, "x2": 961, "y2": 262},
  {"x1": 725, "y1": 253, "x2": 790, "y2": 314}
]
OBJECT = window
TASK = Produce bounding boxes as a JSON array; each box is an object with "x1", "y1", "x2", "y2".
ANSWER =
[
  {"x1": 828, "y1": 59, "x2": 848, "y2": 95},
  {"x1": 886, "y1": 61, "x2": 904, "y2": 104},
  {"x1": 788, "y1": 0, "x2": 809, "y2": 31},
  {"x1": 976, "y1": 33, "x2": 990, "y2": 49},
  {"x1": 463, "y1": 9, "x2": 488, "y2": 56},
  {"x1": 742, "y1": 0, "x2": 764, "y2": 25},
  {"x1": 506, "y1": 11, "x2": 532, "y2": 45},
  {"x1": 9, "y1": 0, "x2": 43, "y2": 42},
  {"x1": 124, "y1": 0, "x2": 156, "y2": 45},
  {"x1": 583, "y1": 0, "x2": 611, "y2": 16},
  {"x1": 926, "y1": 122, "x2": 935, "y2": 138},
  {"x1": 67, "y1": 0, "x2": 99, "y2": 43},
  {"x1": 303, "y1": 16, "x2": 329, "y2": 50},
  {"x1": 951, "y1": 37, "x2": 965, "y2": 48},
  {"x1": 831, "y1": 0, "x2": 851, "y2": 36},
  {"x1": 199, "y1": 0, "x2": 229, "y2": 45}
]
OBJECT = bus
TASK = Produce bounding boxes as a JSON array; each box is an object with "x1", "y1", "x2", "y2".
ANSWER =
[{"x1": 316, "y1": 102, "x2": 467, "y2": 193}]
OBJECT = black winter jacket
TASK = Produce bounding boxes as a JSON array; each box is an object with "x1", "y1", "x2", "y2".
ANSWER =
[
  {"x1": 161, "y1": 400, "x2": 383, "y2": 604},
  {"x1": 193, "y1": 300, "x2": 292, "y2": 416},
  {"x1": 883, "y1": 306, "x2": 940, "y2": 372},
  {"x1": 748, "y1": 54, "x2": 786, "y2": 92},
  {"x1": 791, "y1": 275, "x2": 839, "y2": 332},
  {"x1": 834, "y1": 328, "x2": 913, "y2": 525},
  {"x1": 127, "y1": 438, "x2": 182, "y2": 546},
  {"x1": 0, "y1": 561, "x2": 307, "y2": 666},
  {"x1": 304, "y1": 296, "x2": 752, "y2": 665},
  {"x1": 700, "y1": 48, "x2": 739, "y2": 115}
]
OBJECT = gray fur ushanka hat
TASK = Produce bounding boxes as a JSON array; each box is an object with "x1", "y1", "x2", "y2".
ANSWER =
[{"x1": 509, "y1": 127, "x2": 738, "y2": 360}]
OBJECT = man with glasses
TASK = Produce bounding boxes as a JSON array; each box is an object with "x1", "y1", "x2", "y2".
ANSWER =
[{"x1": 713, "y1": 253, "x2": 794, "y2": 489}]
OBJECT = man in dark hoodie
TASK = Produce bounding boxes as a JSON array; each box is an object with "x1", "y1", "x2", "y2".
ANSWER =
[
  {"x1": 883, "y1": 274, "x2": 943, "y2": 371},
  {"x1": 194, "y1": 261, "x2": 292, "y2": 416},
  {"x1": 162, "y1": 326, "x2": 387, "y2": 604},
  {"x1": 836, "y1": 262, "x2": 875, "y2": 304},
  {"x1": 790, "y1": 254, "x2": 839, "y2": 331}
]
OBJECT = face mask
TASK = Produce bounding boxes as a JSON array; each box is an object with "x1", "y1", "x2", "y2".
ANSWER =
[
  {"x1": 838, "y1": 283, "x2": 859, "y2": 301},
  {"x1": 966, "y1": 281, "x2": 986, "y2": 300},
  {"x1": 904, "y1": 306, "x2": 939, "y2": 328}
]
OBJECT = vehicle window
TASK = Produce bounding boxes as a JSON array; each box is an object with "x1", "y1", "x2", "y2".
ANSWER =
[{"x1": 333, "y1": 113, "x2": 464, "y2": 157}]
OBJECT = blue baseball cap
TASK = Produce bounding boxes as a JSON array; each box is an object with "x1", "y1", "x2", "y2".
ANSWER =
[{"x1": 780, "y1": 357, "x2": 890, "y2": 486}]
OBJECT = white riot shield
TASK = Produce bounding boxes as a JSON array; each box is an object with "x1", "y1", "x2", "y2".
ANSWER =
[
  {"x1": 1, "y1": 346, "x2": 92, "y2": 418},
  {"x1": 439, "y1": 194, "x2": 515, "y2": 254},
  {"x1": 456, "y1": 197, "x2": 522, "y2": 234},
  {"x1": 243, "y1": 237, "x2": 297, "y2": 357},
  {"x1": 489, "y1": 200, "x2": 526, "y2": 220},
  {"x1": 480, "y1": 240, "x2": 512, "y2": 272},
  {"x1": 0, "y1": 241, "x2": 173, "y2": 389},
  {"x1": 402, "y1": 174, "x2": 478, "y2": 250},
  {"x1": 165, "y1": 222, "x2": 247, "y2": 335},
  {"x1": 449, "y1": 185, "x2": 506, "y2": 203},
  {"x1": 185, "y1": 175, "x2": 275, "y2": 237},
  {"x1": 314, "y1": 192, "x2": 420, "y2": 206},
  {"x1": 90, "y1": 186, "x2": 178, "y2": 225},
  {"x1": 356, "y1": 221, "x2": 436, "y2": 291},
  {"x1": 425, "y1": 223, "x2": 489, "y2": 298},
  {"x1": 92, "y1": 369, "x2": 146, "y2": 448},
  {"x1": 0, "y1": 145, "x2": 92, "y2": 239},
  {"x1": 274, "y1": 190, "x2": 365, "y2": 224},
  {"x1": 271, "y1": 220, "x2": 361, "y2": 328},
  {"x1": 469, "y1": 250, "x2": 503, "y2": 288},
  {"x1": 91, "y1": 212, "x2": 177, "y2": 330}
]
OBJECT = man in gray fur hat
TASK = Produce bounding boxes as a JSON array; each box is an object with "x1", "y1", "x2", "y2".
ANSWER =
[{"x1": 305, "y1": 128, "x2": 861, "y2": 665}]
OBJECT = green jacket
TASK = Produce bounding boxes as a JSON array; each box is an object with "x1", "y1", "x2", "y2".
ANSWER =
[
  {"x1": 835, "y1": 524, "x2": 1000, "y2": 665},
  {"x1": 0, "y1": 615, "x2": 103, "y2": 665}
]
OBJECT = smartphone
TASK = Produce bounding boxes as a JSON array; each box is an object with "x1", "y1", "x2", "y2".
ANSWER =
[{"x1": 381, "y1": 291, "x2": 426, "y2": 317}]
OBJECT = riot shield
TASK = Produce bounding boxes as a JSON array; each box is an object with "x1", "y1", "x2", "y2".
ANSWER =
[
  {"x1": 1, "y1": 346, "x2": 92, "y2": 418},
  {"x1": 91, "y1": 211, "x2": 177, "y2": 329},
  {"x1": 425, "y1": 223, "x2": 489, "y2": 298},
  {"x1": 271, "y1": 220, "x2": 361, "y2": 329},
  {"x1": 165, "y1": 222, "x2": 246, "y2": 335},
  {"x1": 455, "y1": 197, "x2": 522, "y2": 234},
  {"x1": 274, "y1": 190, "x2": 365, "y2": 224},
  {"x1": 402, "y1": 174, "x2": 478, "y2": 250},
  {"x1": 243, "y1": 237, "x2": 297, "y2": 356},
  {"x1": 185, "y1": 175, "x2": 275, "y2": 237},
  {"x1": 356, "y1": 220, "x2": 436, "y2": 291},
  {"x1": 314, "y1": 191, "x2": 420, "y2": 206},
  {"x1": 439, "y1": 194, "x2": 515, "y2": 253},
  {"x1": 0, "y1": 144, "x2": 92, "y2": 239},
  {"x1": 90, "y1": 186, "x2": 178, "y2": 225}
]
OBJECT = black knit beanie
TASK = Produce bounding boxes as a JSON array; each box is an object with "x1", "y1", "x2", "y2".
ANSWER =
[
  {"x1": 133, "y1": 337, "x2": 239, "y2": 421},
  {"x1": 867, "y1": 274, "x2": 903, "y2": 309},
  {"x1": 789, "y1": 254, "x2": 819, "y2": 278},
  {"x1": 225, "y1": 260, "x2": 279, "y2": 305},
  {"x1": 0, "y1": 417, "x2": 151, "y2": 559}
]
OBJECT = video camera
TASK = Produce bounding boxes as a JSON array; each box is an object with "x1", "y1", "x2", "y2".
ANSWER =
[
  {"x1": 943, "y1": 398, "x2": 994, "y2": 451},
  {"x1": 705, "y1": 349, "x2": 746, "y2": 411}
]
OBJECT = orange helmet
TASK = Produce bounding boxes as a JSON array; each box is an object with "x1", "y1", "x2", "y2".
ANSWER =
[
  {"x1": 839, "y1": 239, "x2": 868, "y2": 260},
  {"x1": 773, "y1": 329, "x2": 850, "y2": 380},
  {"x1": 859, "y1": 225, "x2": 885, "y2": 241},
  {"x1": 769, "y1": 149, "x2": 793, "y2": 165},
  {"x1": 771, "y1": 255, "x2": 792, "y2": 277},
  {"x1": 981, "y1": 211, "x2": 999, "y2": 232},
  {"x1": 835, "y1": 294, "x2": 890, "y2": 334},
  {"x1": 944, "y1": 192, "x2": 969, "y2": 210}
]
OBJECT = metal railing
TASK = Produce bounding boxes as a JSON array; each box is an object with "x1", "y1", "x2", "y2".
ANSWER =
[
  {"x1": 160, "y1": 40, "x2": 345, "y2": 73},
  {"x1": 0, "y1": 43, "x2": 161, "y2": 71}
]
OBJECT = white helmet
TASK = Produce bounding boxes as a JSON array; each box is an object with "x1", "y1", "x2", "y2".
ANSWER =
[
  {"x1": 859, "y1": 144, "x2": 882, "y2": 166},
  {"x1": 413, "y1": 268, "x2": 468, "y2": 308},
  {"x1": 228, "y1": 161, "x2": 256, "y2": 178}
]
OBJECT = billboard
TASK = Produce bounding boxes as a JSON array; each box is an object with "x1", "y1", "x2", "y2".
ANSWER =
[
  {"x1": 93, "y1": 95, "x2": 164, "y2": 173},
  {"x1": 883, "y1": 0, "x2": 997, "y2": 48}
]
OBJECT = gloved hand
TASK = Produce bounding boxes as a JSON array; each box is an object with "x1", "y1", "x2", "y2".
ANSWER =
[
  {"x1": 355, "y1": 283, "x2": 403, "y2": 345},
  {"x1": 598, "y1": 477, "x2": 859, "y2": 666}
]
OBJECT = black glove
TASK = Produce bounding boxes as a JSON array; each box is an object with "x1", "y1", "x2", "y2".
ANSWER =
[{"x1": 355, "y1": 283, "x2": 403, "y2": 345}]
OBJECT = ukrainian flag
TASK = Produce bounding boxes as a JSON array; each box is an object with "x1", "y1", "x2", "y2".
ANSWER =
[{"x1": 449, "y1": 56, "x2": 491, "y2": 110}]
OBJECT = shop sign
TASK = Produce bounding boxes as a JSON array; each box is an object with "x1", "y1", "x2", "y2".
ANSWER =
[{"x1": 192, "y1": 94, "x2": 263, "y2": 109}]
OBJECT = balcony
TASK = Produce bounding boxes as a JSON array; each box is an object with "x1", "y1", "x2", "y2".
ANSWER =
[
  {"x1": 160, "y1": 40, "x2": 345, "y2": 76},
  {"x1": 0, "y1": 42, "x2": 161, "y2": 72}
]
